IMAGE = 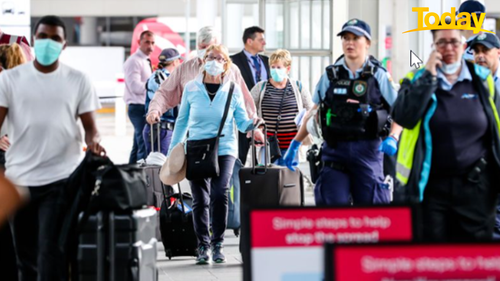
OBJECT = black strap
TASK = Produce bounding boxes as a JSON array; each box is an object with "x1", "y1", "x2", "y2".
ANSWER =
[
  {"x1": 216, "y1": 82, "x2": 235, "y2": 139},
  {"x1": 274, "y1": 83, "x2": 288, "y2": 135}
]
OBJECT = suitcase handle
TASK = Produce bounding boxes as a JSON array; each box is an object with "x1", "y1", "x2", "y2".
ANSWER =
[
  {"x1": 251, "y1": 123, "x2": 268, "y2": 174},
  {"x1": 149, "y1": 123, "x2": 161, "y2": 152}
]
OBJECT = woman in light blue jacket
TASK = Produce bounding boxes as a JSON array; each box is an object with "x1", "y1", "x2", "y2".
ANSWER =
[{"x1": 168, "y1": 44, "x2": 260, "y2": 265}]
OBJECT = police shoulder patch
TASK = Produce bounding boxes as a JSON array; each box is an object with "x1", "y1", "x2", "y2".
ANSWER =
[{"x1": 353, "y1": 81, "x2": 367, "y2": 96}]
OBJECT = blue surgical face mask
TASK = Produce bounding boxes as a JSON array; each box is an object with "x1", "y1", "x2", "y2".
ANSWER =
[
  {"x1": 34, "y1": 39, "x2": 63, "y2": 66},
  {"x1": 439, "y1": 61, "x2": 461, "y2": 75},
  {"x1": 204, "y1": 60, "x2": 225, "y2": 76},
  {"x1": 270, "y1": 68, "x2": 288, "y2": 82}
]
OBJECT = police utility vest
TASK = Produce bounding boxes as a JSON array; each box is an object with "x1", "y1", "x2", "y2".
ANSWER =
[{"x1": 320, "y1": 58, "x2": 390, "y2": 146}]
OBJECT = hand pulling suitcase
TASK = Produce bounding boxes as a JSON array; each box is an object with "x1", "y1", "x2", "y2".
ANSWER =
[
  {"x1": 77, "y1": 209, "x2": 158, "y2": 281},
  {"x1": 159, "y1": 183, "x2": 198, "y2": 260},
  {"x1": 239, "y1": 124, "x2": 304, "y2": 208}
]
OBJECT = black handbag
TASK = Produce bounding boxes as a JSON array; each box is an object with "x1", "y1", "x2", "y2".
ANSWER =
[
  {"x1": 88, "y1": 161, "x2": 148, "y2": 212},
  {"x1": 268, "y1": 85, "x2": 288, "y2": 163},
  {"x1": 186, "y1": 82, "x2": 234, "y2": 181}
]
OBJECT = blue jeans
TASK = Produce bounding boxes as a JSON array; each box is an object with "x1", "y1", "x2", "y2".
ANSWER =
[
  {"x1": 189, "y1": 155, "x2": 236, "y2": 247},
  {"x1": 128, "y1": 104, "x2": 147, "y2": 163}
]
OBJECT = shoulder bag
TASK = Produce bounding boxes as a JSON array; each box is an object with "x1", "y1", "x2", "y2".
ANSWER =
[{"x1": 185, "y1": 82, "x2": 234, "y2": 180}]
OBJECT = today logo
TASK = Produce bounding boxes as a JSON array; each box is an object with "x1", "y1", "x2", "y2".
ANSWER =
[{"x1": 403, "y1": 7, "x2": 493, "y2": 34}]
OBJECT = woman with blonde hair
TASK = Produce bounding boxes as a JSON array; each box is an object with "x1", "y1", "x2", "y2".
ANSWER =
[
  {"x1": 0, "y1": 43, "x2": 27, "y2": 72},
  {"x1": 250, "y1": 49, "x2": 313, "y2": 165},
  {"x1": 168, "y1": 44, "x2": 261, "y2": 264}
]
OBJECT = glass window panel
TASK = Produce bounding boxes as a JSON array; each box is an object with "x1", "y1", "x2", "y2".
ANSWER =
[
  {"x1": 300, "y1": 1, "x2": 311, "y2": 49},
  {"x1": 311, "y1": 56, "x2": 322, "y2": 88},
  {"x1": 289, "y1": 1, "x2": 299, "y2": 49},
  {"x1": 265, "y1": 2, "x2": 284, "y2": 49},
  {"x1": 226, "y1": 3, "x2": 259, "y2": 50},
  {"x1": 300, "y1": 56, "x2": 311, "y2": 91},
  {"x1": 323, "y1": 0, "x2": 331, "y2": 49},
  {"x1": 311, "y1": 0, "x2": 323, "y2": 49},
  {"x1": 291, "y1": 56, "x2": 300, "y2": 80}
]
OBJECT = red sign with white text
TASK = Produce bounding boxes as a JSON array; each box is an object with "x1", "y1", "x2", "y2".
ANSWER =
[
  {"x1": 328, "y1": 244, "x2": 500, "y2": 281},
  {"x1": 251, "y1": 207, "x2": 413, "y2": 248}
]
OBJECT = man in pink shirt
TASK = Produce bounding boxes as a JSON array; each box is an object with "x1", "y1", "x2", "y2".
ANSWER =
[
  {"x1": 146, "y1": 26, "x2": 264, "y2": 147},
  {"x1": 0, "y1": 28, "x2": 34, "y2": 61},
  {"x1": 124, "y1": 30, "x2": 155, "y2": 163}
]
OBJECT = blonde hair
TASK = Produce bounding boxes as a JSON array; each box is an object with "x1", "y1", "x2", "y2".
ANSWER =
[
  {"x1": 270, "y1": 49, "x2": 292, "y2": 67},
  {"x1": 0, "y1": 43, "x2": 26, "y2": 70},
  {"x1": 203, "y1": 44, "x2": 232, "y2": 77}
]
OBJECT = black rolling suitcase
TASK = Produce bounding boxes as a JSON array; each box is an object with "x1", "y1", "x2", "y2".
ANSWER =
[
  {"x1": 159, "y1": 183, "x2": 198, "y2": 260},
  {"x1": 239, "y1": 124, "x2": 304, "y2": 208},
  {"x1": 77, "y1": 209, "x2": 158, "y2": 281}
]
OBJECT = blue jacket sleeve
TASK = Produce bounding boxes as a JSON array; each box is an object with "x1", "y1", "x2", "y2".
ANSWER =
[
  {"x1": 167, "y1": 87, "x2": 190, "y2": 156},
  {"x1": 312, "y1": 72, "x2": 330, "y2": 105},
  {"x1": 374, "y1": 69, "x2": 397, "y2": 106}
]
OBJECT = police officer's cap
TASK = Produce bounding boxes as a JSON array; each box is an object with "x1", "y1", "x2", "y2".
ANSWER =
[
  {"x1": 337, "y1": 18, "x2": 371, "y2": 41},
  {"x1": 468, "y1": 33, "x2": 500, "y2": 50},
  {"x1": 159, "y1": 48, "x2": 181, "y2": 63},
  {"x1": 458, "y1": 0, "x2": 485, "y2": 17}
]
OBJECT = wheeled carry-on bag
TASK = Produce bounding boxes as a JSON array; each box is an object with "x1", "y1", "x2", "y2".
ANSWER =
[
  {"x1": 239, "y1": 124, "x2": 304, "y2": 208},
  {"x1": 159, "y1": 183, "x2": 198, "y2": 260},
  {"x1": 226, "y1": 158, "x2": 242, "y2": 236},
  {"x1": 77, "y1": 208, "x2": 158, "y2": 281},
  {"x1": 143, "y1": 123, "x2": 173, "y2": 241}
]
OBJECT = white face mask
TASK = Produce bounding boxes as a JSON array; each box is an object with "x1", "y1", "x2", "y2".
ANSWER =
[
  {"x1": 197, "y1": 49, "x2": 207, "y2": 59},
  {"x1": 204, "y1": 60, "x2": 225, "y2": 76},
  {"x1": 439, "y1": 61, "x2": 461, "y2": 75}
]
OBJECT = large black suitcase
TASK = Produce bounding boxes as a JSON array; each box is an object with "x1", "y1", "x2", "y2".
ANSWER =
[
  {"x1": 239, "y1": 125, "x2": 304, "y2": 208},
  {"x1": 159, "y1": 183, "x2": 198, "y2": 260},
  {"x1": 77, "y1": 209, "x2": 158, "y2": 281}
]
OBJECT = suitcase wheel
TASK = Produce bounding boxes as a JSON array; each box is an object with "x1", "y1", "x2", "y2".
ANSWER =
[{"x1": 166, "y1": 249, "x2": 172, "y2": 260}]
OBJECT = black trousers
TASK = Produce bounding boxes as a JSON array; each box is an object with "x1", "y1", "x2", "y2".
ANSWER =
[
  {"x1": 0, "y1": 223, "x2": 18, "y2": 281},
  {"x1": 12, "y1": 179, "x2": 67, "y2": 281},
  {"x1": 189, "y1": 155, "x2": 236, "y2": 248},
  {"x1": 422, "y1": 169, "x2": 498, "y2": 242}
]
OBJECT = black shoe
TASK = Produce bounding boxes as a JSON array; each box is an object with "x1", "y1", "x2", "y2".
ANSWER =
[
  {"x1": 196, "y1": 245, "x2": 210, "y2": 265},
  {"x1": 212, "y1": 243, "x2": 226, "y2": 263}
]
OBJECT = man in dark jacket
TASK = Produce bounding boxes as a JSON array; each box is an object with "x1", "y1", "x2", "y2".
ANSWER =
[
  {"x1": 230, "y1": 26, "x2": 270, "y2": 165},
  {"x1": 393, "y1": 27, "x2": 500, "y2": 242}
]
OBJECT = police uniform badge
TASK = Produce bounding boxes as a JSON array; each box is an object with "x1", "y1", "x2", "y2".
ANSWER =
[
  {"x1": 353, "y1": 81, "x2": 367, "y2": 96},
  {"x1": 347, "y1": 19, "x2": 358, "y2": 26}
]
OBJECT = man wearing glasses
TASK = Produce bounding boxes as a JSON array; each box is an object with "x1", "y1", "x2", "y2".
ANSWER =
[{"x1": 392, "y1": 23, "x2": 500, "y2": 242}]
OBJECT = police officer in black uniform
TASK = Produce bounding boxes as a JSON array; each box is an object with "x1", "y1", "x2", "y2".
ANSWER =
[{"x1": 283, "y1": 19, "x2": 400, "y2": 206}]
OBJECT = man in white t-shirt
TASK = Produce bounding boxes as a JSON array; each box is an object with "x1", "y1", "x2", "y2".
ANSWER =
[{"x1": 0, "y1": 16, "x2": 105, "y2": 281}]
